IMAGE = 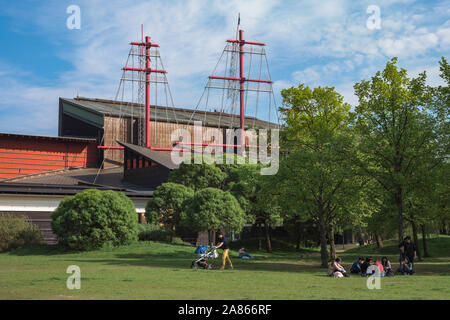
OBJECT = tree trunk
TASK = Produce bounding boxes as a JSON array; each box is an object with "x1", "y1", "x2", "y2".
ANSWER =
[
  {"x1": 328, "y1": 224, "x2": 336, "y2": 260},
  {"x1": 264, "y1": 223, "x2": 272, "y2": 253},
  {"x1": 295, "y1": 234, "x2": 301, "y2": 251},
  {"x1": 411, "y1": 220, "x2": 421, "y2": 261},
  {"x1": 357, "y1": 231, "x2": 365, "y2": 246},
  {"x1": 375, "y1": 234, "x2": 383, "y2": 249},
  {"x1": 318, "y1": 204, "x2": 329, "y2": 268},
  {"x1": 207, "y1": 229, "x2": 212, "y2": 246},
  {"x1": 395, "y1": 186, "x2": 404, "y2": 262},
  {"x1": 421, "y1": 224, "x2": 429, "y2": 257},
  {"x1": 169, "y1": 224, "x2": 174, "y2": 242},
  {"x1": 258, "y1": 222, "x2": 263, "y2": 251},
  {"x1": 396, "y1": 188, "x2": 404, "y2": 242}
]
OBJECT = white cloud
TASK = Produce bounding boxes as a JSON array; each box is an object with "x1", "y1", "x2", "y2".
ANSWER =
[
  {"x1": 0, "y1": 0, "x2": 448, "y2": 135},
  {"x1": 378, "y1": 32, "x2": 439, "y2": 57}
]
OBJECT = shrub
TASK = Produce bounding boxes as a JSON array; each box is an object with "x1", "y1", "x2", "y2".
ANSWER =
[
  {"x1": 51, "y1": 189, "x2": 139, "y2": 251},
  {"x1": 137, "y1": 224, "x2": 191, "y2": 245},
  {"x1": 0, "y1": 213, "x2": 43, "y2": 252},
  {"x1": 138, "y1": 224, "x2": 172, "y2": 241},
  {"x1": 171, "y1": 236, "x2": 192, "y2": 246}
]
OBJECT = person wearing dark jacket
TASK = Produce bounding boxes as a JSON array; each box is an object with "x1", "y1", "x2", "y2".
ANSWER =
[
  {"x1": 216, "y1": 232, "x2": 233, "y2": 270},
  {"x1": 399, "y1": 236, "x2": 417, "y2": 265},
  {"x1": 361, "y1": 257, "x2": 373, "y2": 276},
  {"x1": 350, "y1": 257, "x2": 364, "y2": 274}
]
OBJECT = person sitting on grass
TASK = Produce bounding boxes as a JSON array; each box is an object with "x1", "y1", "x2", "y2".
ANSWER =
[
  {"x1": 327, "y1": 257, "x2": 350, "y2": 278},
  {"x1": 374, "y1": 259, "x2": 384, "y2": 275},
  {"x1": 361, "y1": 257, "x2": 373, "y2": 277},
  {"x1": 398, "y1": 256, "x2": 415, "y2": 275},
  {"x1": 238, "y1": 247, "x2": 254, "y2": 259},
  {"x1": 350, "y1": 257, "x2": 364, "y2": 274},
  {"x1": 381, "y1": 256, "x2": 394, "y2": 276}
]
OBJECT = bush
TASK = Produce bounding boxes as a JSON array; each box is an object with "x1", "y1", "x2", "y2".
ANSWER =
[
  {"x1": 0, "y1": 213, "x2": 43, "y2": 252},
  {"x1": 138, "y1": 224, "x2": 172, "y2": 241},
  {"x1": 137, "y1": 224, "x2": 191, "y2": 245},
  {"x1": 51, "y1": 189, "x2": 139, "y2": 251},
  {"x1": 171, "y1": 236, "x2": 192, "y2": 246}
]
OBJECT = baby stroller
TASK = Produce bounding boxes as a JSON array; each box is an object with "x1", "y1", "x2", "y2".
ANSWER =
[{"x1": 191, "y1": 246, "x2": 218, "y2": 269}]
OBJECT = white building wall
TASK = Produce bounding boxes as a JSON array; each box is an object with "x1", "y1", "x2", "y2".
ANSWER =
[{"x1": 0, "y1": 194, "x2": 150, "y2": 213}]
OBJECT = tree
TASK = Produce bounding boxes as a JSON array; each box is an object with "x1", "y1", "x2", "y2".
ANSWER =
[
  {"x1": 181, "y1": 188, "x2": 246, "y2": 243},
  {"x1": 145, "y1": 182, "x2": 194, "y2": 242},
  {"x1": 354, "y1": 57, "x2": 443, "y2": 247},
  {"x1": 254, "y1": 177, "x2": 283, "y2": 252},
  {"x1": 169, "y1": 158, "x2": 227, "y2": 191},
  {"x1": 51, "y1": 189, "x2": 139, "y2": 251},
  {"x1": 274, "y1": 84, "x2": 358, "y2": 267},
  {"x1": 225, "y1": 163, "x2": 282, "y2": 252},
  {"x1": 226, "y1": 164, "x2": 261, "y2": 218},
  {"x1": 431, "y1": 57, "x2": 450, "y2": 237}
]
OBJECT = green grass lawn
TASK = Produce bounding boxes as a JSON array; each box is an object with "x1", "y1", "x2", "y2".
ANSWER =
[{"x1": 0, "y1": 236, "x2": 449, "y2": 300}]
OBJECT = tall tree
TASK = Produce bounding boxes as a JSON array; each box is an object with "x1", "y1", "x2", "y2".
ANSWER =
[
  {"x1": 431, "y1": 57, "x2": 450, "y2": 236},
  {"x1": 354, "y1": 58, "x2": 440, "y2": 245},
  {"x1": 226, "y1": 163, "x2": 283, "y2": 252},
  {"x1": 274, "y1": 84, "x2": 357, "y2": 267}
]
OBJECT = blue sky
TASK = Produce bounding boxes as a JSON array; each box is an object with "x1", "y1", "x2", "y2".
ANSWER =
[{"x1": 0, "y1": 0, "x2": 448, "y2": 136}]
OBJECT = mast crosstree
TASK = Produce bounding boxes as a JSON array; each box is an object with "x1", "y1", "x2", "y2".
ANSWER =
[
  {"x1": 98, "y1": 21, "x2": 279, "y2": 157},
  {"x1": 185, "y1": 24, "x2": 280, "y2": 151}
]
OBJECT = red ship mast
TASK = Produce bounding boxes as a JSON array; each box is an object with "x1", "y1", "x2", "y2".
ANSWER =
[
  {"x1": 208, "y1": 30, "x2": 272, "y2": 148},
  {"x1": 123, "y1": 37, "x2": 166, "y2": 148}
]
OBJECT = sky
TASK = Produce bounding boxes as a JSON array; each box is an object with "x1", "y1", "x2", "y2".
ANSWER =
[{"x1": 0, "y1": 0, "x2": 448, "y2": 136}]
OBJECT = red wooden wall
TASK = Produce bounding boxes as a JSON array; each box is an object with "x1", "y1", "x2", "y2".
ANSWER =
[{"x1": 0, "y1": 133, "x2": 98, "y2": 180}]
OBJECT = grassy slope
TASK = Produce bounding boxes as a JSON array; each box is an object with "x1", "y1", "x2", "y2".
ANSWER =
[{"x1": 0, "y1": 236, "x2": 449, "y2": 300}]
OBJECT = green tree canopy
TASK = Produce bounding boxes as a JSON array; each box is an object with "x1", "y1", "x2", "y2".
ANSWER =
[
  {"x1": 354, "y1": 57, "x2": 443, "y2": 243},
  {"x1": 181, "y1": 187, "x2": 246, "y2": 234},
  {"x1": 145, "y1": 182, "x2": 194, "y2": 241},
  {"x1": 273, "y1": 84, "x2": 357, "y2": 266},
  {"x1": 169, "y1": 158, "x2": 227, "y2": 191}
]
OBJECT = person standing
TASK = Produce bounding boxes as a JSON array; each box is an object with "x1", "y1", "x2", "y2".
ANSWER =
[
  {"x1": 216, "y1": 232, "x2": 233, "y2": 270},
  {"x1": 399, "y1": 236, "x2": 417, "y2": 265}
]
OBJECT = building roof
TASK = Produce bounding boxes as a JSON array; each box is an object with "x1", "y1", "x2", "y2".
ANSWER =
[
  {"x1": 118, "y1": 141, "x2": 260, "y2": 169},
  {"x1": 118, "y1": 141, "x2": 180, "y2": 170},
  {"x1": 60, "y1": 97, "x2": 279, "y2": 129},
  {"x1": 0, "y1": 166, "x2": 153, "y2": 196},
  {"x1": 0, "y1": 182, "x2": 151, "y2": 197},
  {"x1": 0, "y1": 132, "x2": 97, "y2": 143}
]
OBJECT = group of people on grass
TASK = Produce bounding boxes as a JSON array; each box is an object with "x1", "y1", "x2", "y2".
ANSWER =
[
  {"x1": 327, "y1": 236, "x2": 418, "y2": 278},
  {"x1": 214, "y1": 232, "x2": 418, "y2": 275}
]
